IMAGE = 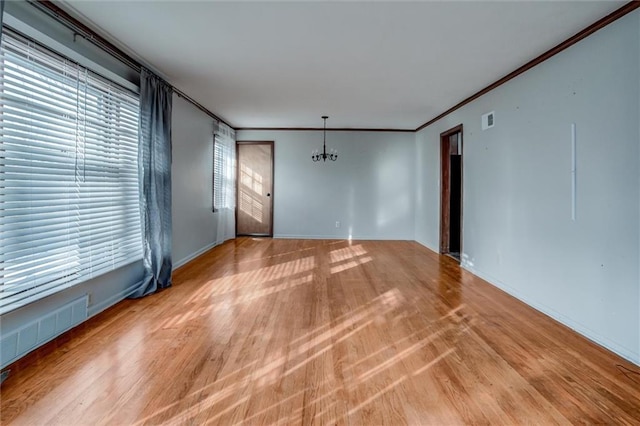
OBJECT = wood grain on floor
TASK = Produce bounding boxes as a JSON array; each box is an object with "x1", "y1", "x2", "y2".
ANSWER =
[{"x1": 1, "y1": 238, "x2": 639, "y2": 425}]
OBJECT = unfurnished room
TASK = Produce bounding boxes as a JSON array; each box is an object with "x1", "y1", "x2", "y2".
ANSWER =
[{"x1": 0, "y1": 1, "x2": 639, "y2": 424}]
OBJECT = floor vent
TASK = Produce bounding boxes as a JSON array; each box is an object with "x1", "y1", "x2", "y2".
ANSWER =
[{"x1": 1, "y1": 296, "x2": 88, "y2": 369}]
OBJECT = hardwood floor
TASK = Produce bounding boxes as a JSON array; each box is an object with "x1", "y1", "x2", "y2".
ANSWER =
[{"x1": 1, "y1": 238, "x2": 639, "y2": 425}]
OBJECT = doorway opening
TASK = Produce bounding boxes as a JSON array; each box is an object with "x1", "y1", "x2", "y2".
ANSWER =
[
  {"x1": 439, "y1": 125, "x2": 463, "y2": 261},
  {"x1": 236, "y1": 141, "x2": 274, "y2": 237}
]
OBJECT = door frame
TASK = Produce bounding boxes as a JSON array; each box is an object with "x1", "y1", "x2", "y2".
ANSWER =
[
  {"x1": 439, "y1": 124, "x2": 463, "y2": 257},
  {"x1": 235, "y1": 141, "x2": 275, "y2": 237}
]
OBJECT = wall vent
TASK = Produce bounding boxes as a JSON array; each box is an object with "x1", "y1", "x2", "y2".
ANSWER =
[
  {"x1": 1, "y1": 296, "x2": 88, "y2": 369},
  {"x1": 482, "y1": 111, "x2": 495, "y2": 130}
]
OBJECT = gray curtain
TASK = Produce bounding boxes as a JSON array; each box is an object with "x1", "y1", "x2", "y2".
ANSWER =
[{"x1": 131, "y1": 69, "x2": 173, "y2": 298}]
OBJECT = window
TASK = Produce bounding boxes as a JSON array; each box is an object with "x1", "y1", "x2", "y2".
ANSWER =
[
  {"x1": 212, "y1": 124, "x2": 236, "y2": 212},
  {"x1": 0, "y1": 29, "x2": 142, "y2": 314},
  {"x1": 213, "y1": 136, "x2": 224, "y2": 211}
]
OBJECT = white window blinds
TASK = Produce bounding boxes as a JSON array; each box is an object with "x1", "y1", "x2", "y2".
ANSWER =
[
  {"x1": 213, "y1": 137, "x2": 224, "y2": 211},
  {"x1": 0, "y1": 29, "x2": 142, "y2": 314},
  {"x1": 213, "y1": 123, "x2": 236, "y2": 212}
]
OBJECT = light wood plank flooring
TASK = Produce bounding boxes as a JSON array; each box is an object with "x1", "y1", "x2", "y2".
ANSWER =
[{"x1": 1, "y1": 238, "x2": 639, "y2": 425}]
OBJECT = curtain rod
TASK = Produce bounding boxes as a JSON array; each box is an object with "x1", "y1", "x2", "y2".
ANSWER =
[{"x1": 28, "y1": 0, "x2": 234, "y2": 129}]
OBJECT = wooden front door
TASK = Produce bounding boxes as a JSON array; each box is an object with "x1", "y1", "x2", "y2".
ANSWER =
[{"x1": 236, "y1": 141, "x2": 274, "y2": 236}]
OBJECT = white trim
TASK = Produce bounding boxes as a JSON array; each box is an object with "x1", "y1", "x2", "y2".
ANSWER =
[
  {"x1": 414, "y1": 239, "x2": 639, "y2": 365},
  {"x1": 87, "y1": 281, "x2": 142, "y2": 318},
  {"x1": 274, "y1": 234, "x2": 413, "y2": 241},
  {"x1": 173, "y1": 241, "x2": 220, "y2": 270},
  {"x1": 461, "y1": 263, "x2": 640, "y2": 366},
  {"x1": 414, "y1": 237, "x2": 438, "y2": 253}
]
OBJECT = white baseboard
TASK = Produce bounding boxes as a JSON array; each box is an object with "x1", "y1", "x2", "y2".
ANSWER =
[
  {"x1": 273, "y1": 234, "x2": 412, "y2": 241},
  {"x1": 173, "y1": 241, "x2": 220, "y2": 270},
  {"x1": 414, "y1": 238, "x2": 438, "y2": 253},
  {"x1": 460, "y1": 263, "x2": 640, "y2": 366},
  {"x1": 88, "y1": 282, "x2": 142, "y2": 319},
  {"x1": 411, "y1": 239, "x2": 639, "y2": 365}
]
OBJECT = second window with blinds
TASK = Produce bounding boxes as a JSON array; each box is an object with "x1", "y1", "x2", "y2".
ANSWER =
[{"x1": 212, "y1": 130, "x2": 236, "y2": 213}]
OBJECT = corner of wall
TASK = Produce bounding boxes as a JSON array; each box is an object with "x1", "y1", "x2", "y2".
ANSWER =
[
  {"x1": 412, "y1": 9, "x2": 640, "y2": 365},
  {"x1": 637, "y1": 8, "x2": 640, "y2": 365}
]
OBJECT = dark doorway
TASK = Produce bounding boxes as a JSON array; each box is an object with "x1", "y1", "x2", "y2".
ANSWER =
[{"x1": 439, "y1": 125, "x2": 463, "y2": 261}]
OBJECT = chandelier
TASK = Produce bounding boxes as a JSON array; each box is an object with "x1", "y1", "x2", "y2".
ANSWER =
[{"x1": 312, "y1": 116, "x2": 338, "y2": 162}]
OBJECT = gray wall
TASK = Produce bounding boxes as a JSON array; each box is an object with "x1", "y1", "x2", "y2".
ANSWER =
[
  {"x1": 171, "y1": 95, "x2": 221, "y2": 268},
  {"x1": 415, "y1": 11, "x2": 640, "y2": 364},
  {"x1": 236, "y1": 130, "x2": 416, "y2": 240}
]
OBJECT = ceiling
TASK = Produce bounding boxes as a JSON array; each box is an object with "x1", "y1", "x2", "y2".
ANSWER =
[{"x1": 61, "y1": 1, "x2": 625, "y2": 130}]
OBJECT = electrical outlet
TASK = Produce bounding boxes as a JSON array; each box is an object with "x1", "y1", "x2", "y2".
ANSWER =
[{"x1": 335, "y1": 221, "x2": 340, "y2": 228}]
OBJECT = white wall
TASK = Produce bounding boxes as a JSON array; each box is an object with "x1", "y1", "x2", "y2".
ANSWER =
[
  {"x1": 415, "y1": 11, "x2": 640, "y2": 364},
  {"x1": 171, "y1": 95, "x2": 219, "y2": 267},
  {"x1": 236, "y1": 130, "x2": 416, "y2": 240}
]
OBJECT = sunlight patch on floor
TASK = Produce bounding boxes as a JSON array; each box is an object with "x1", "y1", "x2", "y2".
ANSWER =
[
  {"x1": 186, "y1": 256, "x2": 316, "y2": 302},
  {"x1": 330, "y1": 256, "x2": 373, "y2": 274},
  {"x1": 329, "y1": 244, "x2": 368, "y2": 263}
]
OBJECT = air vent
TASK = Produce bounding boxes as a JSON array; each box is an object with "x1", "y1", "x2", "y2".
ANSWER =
[
  {"x1": 0, "y1": 296, "x2": 88, "y2": 369},
  {"x1": 482, "y1": 111, "x2": 495, "y2": 130}
]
